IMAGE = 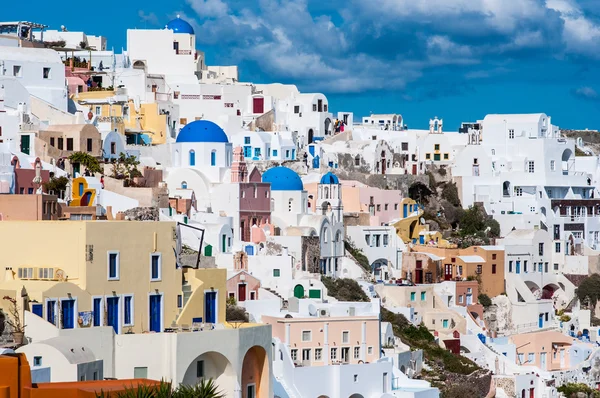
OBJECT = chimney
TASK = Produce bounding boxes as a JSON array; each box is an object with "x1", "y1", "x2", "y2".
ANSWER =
[
  {"x1": 282, "y1": 246, "x2": 289, "y2": 257},
  {"x1": 4, "y1": 267, "x2": 14, "y2": 281}
]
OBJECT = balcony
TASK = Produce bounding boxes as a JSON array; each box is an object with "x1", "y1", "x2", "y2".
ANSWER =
[{"x1": 155, "y1": 92, "x2": 172, "y2": 102}]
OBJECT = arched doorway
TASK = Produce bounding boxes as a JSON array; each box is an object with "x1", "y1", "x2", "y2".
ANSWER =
[
  {"x1": 562, "y1": 148, "x2": 573, "y2": 175},
  {"x1": 542, "y1": 284, "x2": 560, "y2": 300},
  {"x1": 308, "y1": 129, "x2": 314, "y2": 144},
  {"x1": 503, "y1": 181, "x2": 511, "y2": 197},
  {"x1": 409, "y1": 220, "x2": 418, "y2": 240},
  {"x1": 381, "y1": 151, "x2": 387, "y2": 175},
  {"x1": 242, "y1": 345, "x2": 269, "y2": 398},
  {"x1": 324, "y1": 118, "x2": 331, "y2": 135},
  {"x1": 182, "y1": 351, "x2": 236, "y2": 396},
  {"x1": 294, "y1": 284, "x2": 305, "y2": 298},
  {"x1": 349, "y1": 394, "x2": 365, "y2": 398}
]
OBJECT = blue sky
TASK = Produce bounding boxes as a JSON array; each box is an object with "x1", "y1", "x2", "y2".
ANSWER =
[{"x1": 8, "y1": 0, "x2": 600, "y2": 130}]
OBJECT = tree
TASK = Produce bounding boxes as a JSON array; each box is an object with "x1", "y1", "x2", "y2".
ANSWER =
[
  {"x1": 576, "y1": 274, "x2": 600, "y2": 309},
  {"x1": 459, "y1": 205, "x2": 500, "y2": 238},
  {"x1": 68, "y1": 152, "x2": 102, "y2": 175},
  {"x1": 408, "y1": 182, "x2": 433, "y2": 205},
  {"x1": 478, "y1": 294, "x2": 492, "y2": 308},
  {"x1": 43, "y1": 176, "x2": 69, "y2": 194},
  {"x1": 111, "y1": 153, "x2": 142, "y2": 182},
  {"x1": 441, "y1": 182, "x2": 461, "y2": 207}
]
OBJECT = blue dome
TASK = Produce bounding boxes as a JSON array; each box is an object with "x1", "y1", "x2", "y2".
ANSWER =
[
  {"x1": 176, "y1": 120, "x2": 229, "y2": 143},
  {"x1": 320, "y1": 172, "x2": 339, "y2": 184},
  {"x1": 262, "y1": 167, "x2": 304, "y2": 191},
  {"x1": 166, "y1": 16, "x2": 195, "y2": 35}
]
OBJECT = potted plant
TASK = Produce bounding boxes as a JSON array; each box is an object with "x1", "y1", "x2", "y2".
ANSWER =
[{"x1": 2, "y1": 296, "x2": 25, "y2": 345}]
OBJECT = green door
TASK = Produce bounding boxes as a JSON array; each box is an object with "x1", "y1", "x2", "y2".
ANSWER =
[
  {"x1": 294, "y1": 284, "x2": 305, "y2": 298},
  {"x1": 20, "y1": 135, "x2": 30, "y2": 155},
  {"x1": 309, "y1": 289, "x2": 321, "y2": 299},
  {"x1": 204, "y1": 244, "x2": 213, "y2": 257},
  {"x1": 222, "y1": 234, "x2": 226, "y2": 253}
]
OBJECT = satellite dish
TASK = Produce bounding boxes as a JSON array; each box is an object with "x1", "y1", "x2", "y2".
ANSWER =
[
  {"x1": 308, "y1": 304, "x2": 317, "y2": 317},
  {"x1": 420, "y1": 217, "x2": 426, "y2": 225}
]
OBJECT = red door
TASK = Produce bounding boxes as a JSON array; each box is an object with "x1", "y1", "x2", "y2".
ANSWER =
[
  {"x1": 238, "y1": 284, "x2": 247, "y2": 302},
  {"x1": 412, "y1": 164, "x2": 417, "y2": 175},
  {"x1": 253, "y1": 97, "x2": 264, "y2": 114},
  {"x1": 444, "y1": 264, "x2": 453, "y2": 281},
  {"x1": 415, "y1": 269, "x2": 423, "y2": 284}
]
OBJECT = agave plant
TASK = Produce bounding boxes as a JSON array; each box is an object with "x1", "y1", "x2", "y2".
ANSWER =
[{"x1": 95, "y1": 379, "x2": 224, "y2": 398}]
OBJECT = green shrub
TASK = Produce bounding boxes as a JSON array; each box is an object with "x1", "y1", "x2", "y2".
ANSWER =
[
  {"x1": 322, "y1": 277, "x2": 370, "y2": 302},
  {"x1": 344, "y1": 240, "x2": 371, "y2": 272},
  {"x1": 576, "y1": 274, "x2": 600, "y2": 308},
  {"x1": 441, "y1": 182, "x2": 461, "y2": 207},
  {"x1": 478, "y1": 294, "x2": 492, "y2": 308}
]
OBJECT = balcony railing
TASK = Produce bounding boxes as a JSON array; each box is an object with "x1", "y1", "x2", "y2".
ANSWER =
[
  {"x1": 176, "y1": 49, "x2": 192, "y2": 55},
  {"x1": 155, "y1": 92, "x2": 172, "y2": 102}
]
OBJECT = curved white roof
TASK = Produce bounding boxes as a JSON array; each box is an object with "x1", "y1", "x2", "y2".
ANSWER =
[
  {"x1": 483, "y1": 113, "x2": 546, "y2": 125},
  {"x1": 35, "y1": 337, "x2": 96, "y2": 364},
  {"x1": 0, "y1": 47, "x2": 62, "y2": 64}
]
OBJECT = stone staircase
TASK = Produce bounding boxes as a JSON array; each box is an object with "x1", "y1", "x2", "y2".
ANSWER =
[{"x1": 263, "y1": 287, "x2": 285, "y2": 302}]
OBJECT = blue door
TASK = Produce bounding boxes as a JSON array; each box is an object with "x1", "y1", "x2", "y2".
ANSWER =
[
  {"x1": 539, "y1": 314, "x2": 544, "y2": 328},
  {"x1": 93, "y1": 298, "x2": 102, "y2": 327},
  {"x1": 244, "y1": 146, "x2": 252, "y2": 158},
  {"x1": 149, "y1": 295, "x2": 162, "y2": 332},
  {"x1": 32, "y1": 304, "x2": 43, "y2": 318},
  {"x1": 61, "y1": 299, "x2": 75, "y2": 329},
  {"x1": 204, "y1": 292, "x2": 217, "y2": 323},
  {"x1": 245, "y1": 245, "x2": 254, "y2": 256},
  {"x1": 308, "y1": 145, "x2": 315, "y2": 157},
  {"x1": 47, "y1": 300, "x2": 56, "y2": 325},
  {"x1": 107, "y1": 297, "x2": 119, "y2": 334},
  {"x1": 403, "y1": 204, "x2": 408, "y2": 218},
  {"x1": 516, "y1": 261, "x2": 521, "y2": 274},
  {"x1": 189, "y1": 150, "x2": 196, "y2": 166}
]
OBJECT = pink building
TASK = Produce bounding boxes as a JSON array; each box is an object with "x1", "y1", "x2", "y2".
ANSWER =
[
  {"x1": 306, "y1": 180, "x2": 403, "y2": 226},
  {"x1": 263, "y1": 315, "x2": 380, "y2": 367},
  {"x1": 511, "y1": 331, "x2": 575, "y2": 371},
  {"x1": 227, "y1": 270, "x2": 260, "y2": 302}
]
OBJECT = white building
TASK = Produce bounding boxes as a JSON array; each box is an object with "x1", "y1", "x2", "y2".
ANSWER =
[{"x1": 0, "y1": 46, "x2": 67, "y2": 112}]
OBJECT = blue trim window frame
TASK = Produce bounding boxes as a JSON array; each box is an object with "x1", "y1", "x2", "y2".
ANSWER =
[
  {"x1": 177, "y1": 294, "x2": 183, "y2": 308},
  {"x1": 108, "y1": 251, "x2": 120, "y2": 280},
  {"x1": 244, "y1": 137, "x2": 251, "y2": 145},
  {"x1": 45, "y1": 299, "x2": 58, "y2": 325},
  {"x1": 286, "y1": 150, "x2": 290, "y2": 158},
  {"x1": 60, "y1": 297, "x2": 77, "y2": 330},
  {"x1": 189, "y1": 150, "x2": 196, "y2": 166},
  {"x1": 150, "y1": 253, "x2": 162, "y2": 282},
  {"x1": 92, "y1": 296, "x2": 104, "y2": 327},
  {"x1": 272, "y1": 149, "x2": 278, "y2": 157},
  {"x1": 148, "y1": 292, "x2": 164, "y2": 333},
  {"x1": 123, "y1": 294, "x2": 134, "y2": 327},
  {"x1": 210, "y1": 150, "x2": 216, "y2": 166}
]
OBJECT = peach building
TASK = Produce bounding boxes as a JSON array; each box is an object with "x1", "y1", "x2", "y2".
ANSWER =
[
  {"x1": 413, "y1": 245, "x2": 505, "y2": 297},
  {"x1": 263, "y1": 314, "x2": 380, "y2": 367},
  {"x1": 305, "y1": 179, "x2": 405, "y2": 225},
  {"x1": 0, "y1": 194, "x2": 60, "y2": 220},
  {"x1": 510, "y1": 331, "x2": 575, "y2": 371}
]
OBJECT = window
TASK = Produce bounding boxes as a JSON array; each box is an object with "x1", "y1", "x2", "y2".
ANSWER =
[
  {"x1": 402, "y1": 142, "x2": 408, "y2": 151},
  {"x1": 286, "y1": 150, "x2": 290, "y2": 158},
  {"x1": 354, "y1": 375, "x2": 358, "y2": 383},
  {"x1": 50, "y1": 137, "x2": 55, "y2": 147},
  {"x1": 93, "y1": 371, "x2": 98, "y2": 380},
  {"x1": 134, "y1": 367, "x2": 148, "y2": 378},
  {"x1": 313, "y1": 104, "x2": 317, "y2": 112},
  {"x1": 43, "y1": 67, "x2": 51, "y2": 79},
  {"x1": 434, "y1": 153, "x2": 441, "y2": 161},
  {"x1": 368, "y1": 347, "x2": 373, "y2": 355},
  {"x1": 66, "y1": 138, "x2": 74, "y2": 151},
  {"x1": 196, "y1": 360, "x2": 204, "y2": 378},
  {"x1": 518, "y1": 353, "x2": 524, "y2": 364},
  {"x1": 492, "y1": 264, "x2": 497, "y2": 274},
  {"x1": 528, "y1": 161, "x2": 535, "y2": 173},
  {"x1": 302, "y1": 348, "x2": 311, "y2": 362},
  {"x1": 394, "y1": 204, "x2": 398, "y2": 210},
  {"x1": 13, "y1": 65, "x2": 22, "y2": 77},
  {"x1": 291, "y1": 349, "x2": 298, "y2": 361},
  {"x1": 442, "y1": 319, "x2": 449, "y2": 328},
  {"x1": 294, "y1": 105, "x2": 300, "y2": 114},
  {"x1": 458, "y1": 265, "x2": 463, "y2": 276},
  {"x1": 189, "y1": 150, "x2": 196, "y2": 166},
  {"x1": 95, "y1": 106, "x2": 101, "y2": 115},
  {"x1": 528, "y1": 353, "x2": 535, "y2": 363},
  {"x1": 302, "y1": 330, "x2": 312, "y2": 342},
  {"x1": 434, "y1": 144, "x2": 440, "y2": 151},
  {"x1": 244, "y1": 137, "x2": 250, "y2": 145},
  {"x1": 421, "y1": 291, "x2": 426, "y2": 301},
  {"x1": 383, "y1": 234, "x2": 389, "y2": 246},
  {"x1": 550, "y1": 160, "x2": 556, "y2": 171},
  {"x1": 330, "y1": 348, "x2": 337, "y2": 360},
  {"x1": 410, "y1": 292, "x2": 416, "y2": 301},
  {"x1": 342, "y1": 331, "x2": 349, "y2": 343},
  {"x1": 354, "y1": 347, "x2": 360, "y2": 359},
  {"x1": 425, "y1": 153, "x2": 431, "y2": 160},
  {"x1": 177, "y1": 294, "x2": 183, "y2": 308},
  {"x1": 273, "y1": 269, "x2": 280, "y2": 277},
  {"x1": 210, "y1": 150, "x2": 216, "y2": 166},
  {"x1": 545, "y1": 312, "x2": 549, "y2": 321},
  {"x1": 315, "y1": 348, "x2": 322, "y2": 361},
  {"x1": 288, "y1": 199, "x2": 293, "y2": 212},
  {"x1": 384, "y1": 204, "x2": 388, "y2": 211},
  {"x1": 58, "y1": 137, "x2": 64, "y2": 150},
  {"x1": 444, "y1": 153, "x2": 449, "y2": 160},
  {"x1": 254, "y1": 148, "x2": 261, "y2": 157},
  {"x1": 555, "y1": 242, "x2": 560, "y2": 253},
  {"x1": 273, "y1": 149, "x2": 278, "y2": 157},
  {"x1": 150, "y1": 254, "x2": 162, "y2": 281},
  {"x1": 33, "y1": 356, "x2": 42, "y2": 367},
  {"x1": 515, "y1": 187, "x2": 523, "y2": 197},
  {"x1": 554, "y1": 263, "x2": 559, "y2": 271},
  {"x1": 376, "y1": 204, "x2": 381, "y2": 212},
  {"x1": 476, "y1": 265, "x2": 483, "y2": 274},
  {"x1": 124, "y1": 295, "x2": 133, "y2": 326},
  {"x1": 492, "y1": 253, "x2": 497, "y2": 260},
  {"x1": 509, "y1": 129, "x2": 515, "y2": 139},
  {"x1": 545, "y1": 262, "x2": 549, "y2": 273},
  {"x1": 539, "y1": 243, "x2": 544, "y2": 256},
  {"x1": 108, "y1": 252, "x2": 119, "y2": 280},
  {"x1": 179, "y1": 117, "x2": 187, "y2": 124},
  {"x1": 459, "y1": 295, "x2": 464, "y2": 304},
  {"x1": 87, "y1": 138, "x2": 93, "y2": 152}
]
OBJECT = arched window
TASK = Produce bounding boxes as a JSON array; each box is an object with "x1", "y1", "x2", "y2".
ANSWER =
[
  {"x1": 254, "y1": 186, "x2": 258, "y2": 198},
  {"x1": 181, "y1": 181, "x2": 188, "y2": 189},
  {"x1": 324, "y1": 187, "x2": 329, "y2": 199},
  {"x1": 189, "y1": 150, "x2": 195, "y2": 166},
  {"x1": 323, "y1": 227, "x2": 329, "y2": 243},
  {"x1": 211, "y1": 150, "x2": 217, "y2": 166}
]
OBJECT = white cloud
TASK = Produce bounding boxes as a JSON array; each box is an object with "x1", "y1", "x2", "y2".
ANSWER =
[
  {"x1": 186, "y1": 0, "x2": 229, "y2": 18},
  {"x1": 575, "y1": 86, "x2": 598, "y2": 99}
]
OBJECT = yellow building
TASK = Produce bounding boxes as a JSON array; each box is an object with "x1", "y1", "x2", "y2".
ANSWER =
[
  {"x1": 392, "y1": 198, "x2": 428, "y2": 242},
  {"x1": 0, "y1": 221, "x2": 226, "y2": 334},
  {"x1": 73, "y1": 92, "x2": 169, "y2": 145}
]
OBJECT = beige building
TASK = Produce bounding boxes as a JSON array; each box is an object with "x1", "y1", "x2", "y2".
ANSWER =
[{"x1": 0, "y1": 221, "x2": 224, "y2": 335}]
